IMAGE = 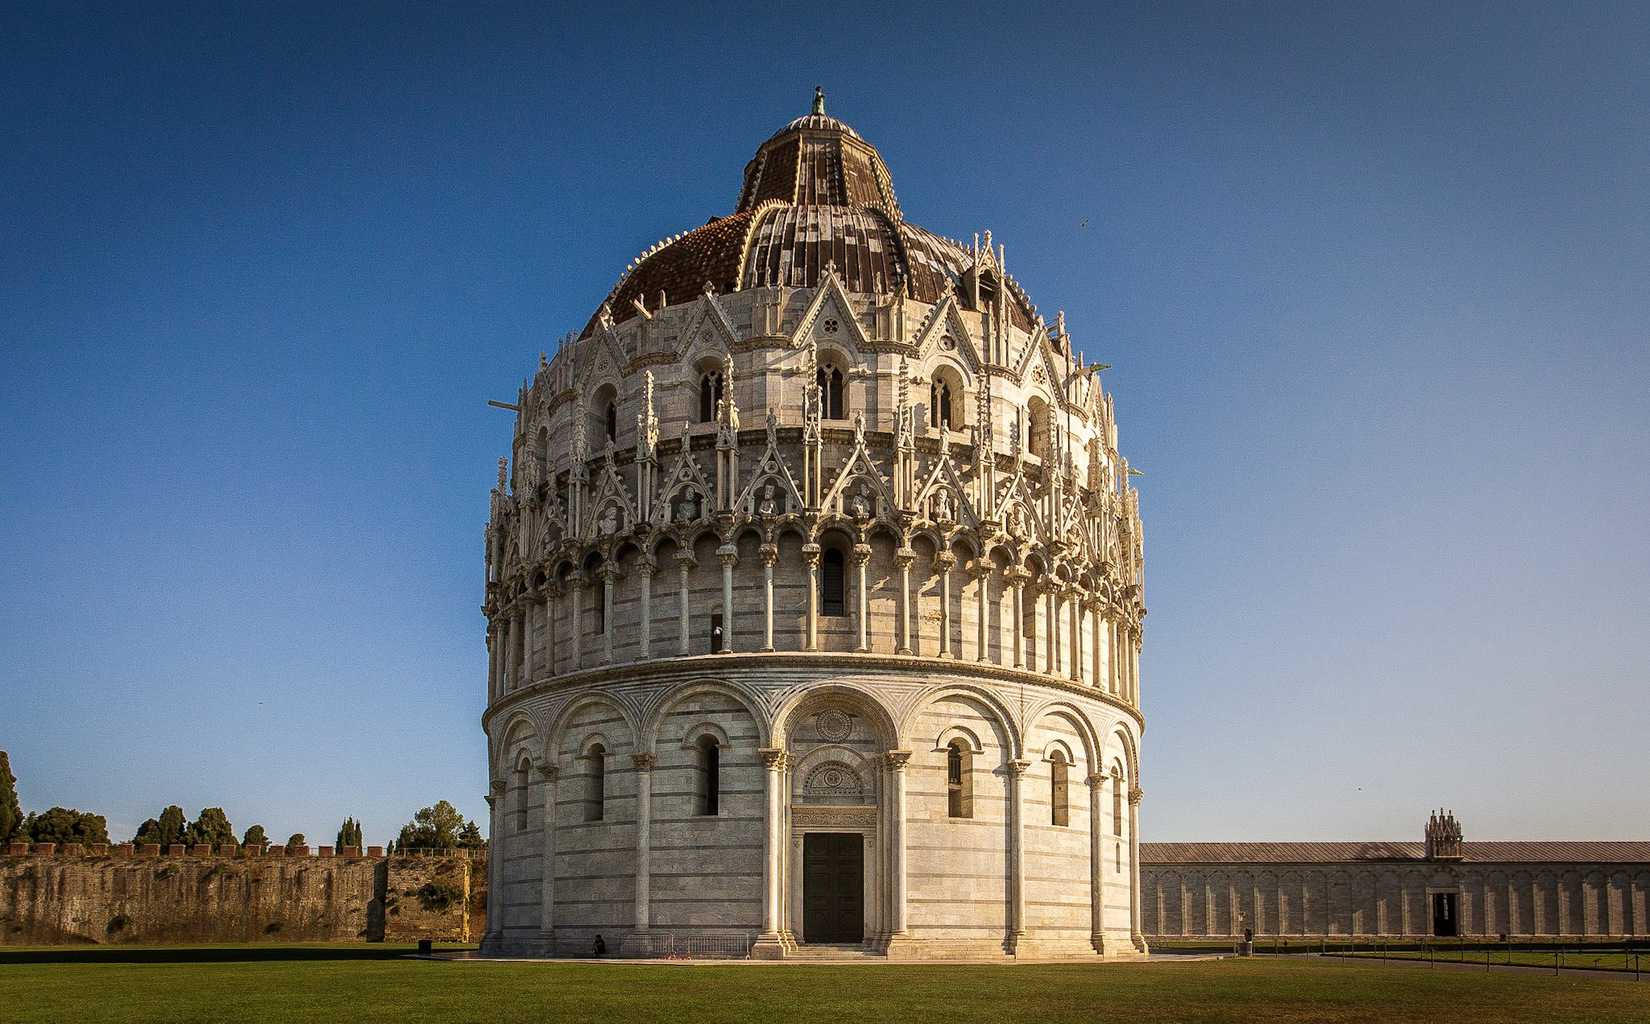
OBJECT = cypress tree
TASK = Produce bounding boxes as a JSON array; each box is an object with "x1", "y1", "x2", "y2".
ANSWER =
[{"x1": 0, "y1": 751, "x2": 19, "y2": 844}]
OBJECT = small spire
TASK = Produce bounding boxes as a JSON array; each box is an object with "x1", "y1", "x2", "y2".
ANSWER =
[{"x1": 812, "y1": 85, "x2": 826, "y2": 116}]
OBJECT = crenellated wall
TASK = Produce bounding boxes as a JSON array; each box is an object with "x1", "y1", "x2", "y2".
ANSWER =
[{"x1": 0, "y1": 845, "x2": 486, "y2": 945}]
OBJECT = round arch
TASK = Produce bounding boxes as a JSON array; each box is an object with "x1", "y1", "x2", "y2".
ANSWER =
[{"x1": 639, "y1": 677, "x2": 772, "y2": 753}]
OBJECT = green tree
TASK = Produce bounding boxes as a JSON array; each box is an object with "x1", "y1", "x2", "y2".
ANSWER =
[
  {"x1": 457, "y1": 820, "x2": 484, "y2": 849},
  {"x1": 336, "y1": 817, "x2": 363, "y2": 850},
  {"x1": 285, "y1": 833, "x2": 306, "y2": 851},
  {"x1": 394, "y1": 800, "x2": 466, "y2": 850},
  {"x1": 241, "y1": 824, "x2": 268, "y2": 848},
  {"x1": 133, "y1": 805, "x2": 189, "y2": 847},
  {"x1": 0, "y1": 751, "x2": 20, "y2": 844},
  {"x1": 186, "y1": 807, "x2": 236, "y2": 847},
  {"x1": 24, "y1": 807, "x2": 109, "y2": 845}
]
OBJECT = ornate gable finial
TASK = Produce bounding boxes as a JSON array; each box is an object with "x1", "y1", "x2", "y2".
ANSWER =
[
  {"x1": 813, "y1": 85, "x2": 826, "y2": 116},
  {"x1": 496, "y1": 456, "x2": 508, "y2": 489}
]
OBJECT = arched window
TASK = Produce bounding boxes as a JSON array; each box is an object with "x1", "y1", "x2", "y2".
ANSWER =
[
  {"x1": 1111, "y1": 767, "x2": 1124, "y2": 838},
  {"x1": 514, "y1": 758, "x2": 530, "y2": 832},
  {"x1": 817, "y1": 365, "x2": 845, "y2": 420},
  {"x1": 584, "y1": 744, "x2": 607, "y2": 822},
  {"x1": 1027, "y1": 396, "x2": 1049, "y2": 460},
  {"x1": 930, "y1": 380, "x2": 953, "y2": 430},
  {"x1": 592, "y1": 574, "x2": 605, "y2": 633},
  {"x1": 698, "y1": 371, "x2": 721, "y2": 423},
  {"x1": 1049, "y1": 752, "x2": 1069, "y2": 827},
  {"x1": 820, "y1": 546, "x2": 846, "y2": 616},
  {"x1": 697, "y1": 736, "x2": 720, "y2": 816},
  {"x1": 946, "y1": 740, "x2": 973, "y2": 819}
]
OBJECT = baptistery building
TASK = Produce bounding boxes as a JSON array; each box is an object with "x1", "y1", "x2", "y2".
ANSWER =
[{"x1": 478, "y1": 92, "x2": 1147, "y2": 959}]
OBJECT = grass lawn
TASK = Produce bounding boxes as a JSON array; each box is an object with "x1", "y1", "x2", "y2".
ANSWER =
[
  {"x1": 1341, "y1": 947, "x2": 1648, "y2": 973},
  {"x1": 1, "y1": 944, "x2": 1646, "y2": 1024}
]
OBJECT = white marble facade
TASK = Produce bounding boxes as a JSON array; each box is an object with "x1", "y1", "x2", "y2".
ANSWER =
[{"x1": 479, "y1": 96, "x2": 1147, "y2": 959}]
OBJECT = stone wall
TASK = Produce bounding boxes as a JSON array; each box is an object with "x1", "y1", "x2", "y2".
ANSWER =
[
  {"x1": 1142, "y1": 862, "x2": 1650, "y2": 939},
  {"x1": 0, "y1": 844, "x2": 485, "y2": 945}
]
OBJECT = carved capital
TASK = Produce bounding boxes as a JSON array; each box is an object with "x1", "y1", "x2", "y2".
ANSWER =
[
  {"x1": 1006, "y1": 759, "x2": 1032, "y2": 777},
  {"x1": 675, "y1": 552, "x2": 697, "y2": 572},
  {"x1": 534, "y1": 760, "x2": 559, "y2": 782},
  {"x1": 885, "y1": 750, "x2": 912, "y2": 771},
  {"x1": 717, "y1": 547, "x2": 739, "y2": 568},
  {"x1": 933, "y1": 551, "x2": 956, "y2": 570},
  {"x1": 759, "y1": 544, "x2": 778, "y2": 567},
  {"x1": 631, "y1": 753, "x2": 657, "y2": 772},
  {"x1": 801, "y1": 543, "x2": 821, "y2": 568},
  {"x1": 852, "y1": 543, "x2": 872, "y2": 563},
  {"x1": 1085, "y1": 772, "x2": 1107, "y2": 787},
  {"x1": 489, "y1": 777, "x2": 507, "y2": 796},
  {"x1": 758, "y1": 747, "x2": 789, "y2": 771},
  {"x1": 1128, "y1": 786, "x2": 1144, "y2": 806}
]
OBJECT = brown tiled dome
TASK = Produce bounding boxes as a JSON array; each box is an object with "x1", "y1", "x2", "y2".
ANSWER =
[{"x1": 582, "y1": 92, "x2": 1037, "y2": 337}]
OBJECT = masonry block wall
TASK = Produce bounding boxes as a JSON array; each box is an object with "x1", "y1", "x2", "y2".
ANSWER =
[
  {"x1": 1140, "y1": 862, "x2": 1650, "y2": 939},
  {"x1": 0, "y1": 847, "x2": 482, "y2": 945}
]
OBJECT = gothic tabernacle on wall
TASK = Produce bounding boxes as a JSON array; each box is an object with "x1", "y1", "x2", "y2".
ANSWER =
[{"x1": 478, "y1": 91, "x2": 1147, "y2": 959}]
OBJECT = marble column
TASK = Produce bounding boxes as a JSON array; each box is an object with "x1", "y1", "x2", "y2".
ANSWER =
[
  {"x1": 537, "y1": 762, "x2": 558, "y2": 949},
  {"x1": 600, "y1": 566, "x2": 618, "y2": 664},
  {"x1": 1008, "y1": 759, "x2": 1030, "y2": 948},
  {"x1": 486, "y1": 622, "x2": 499, "y2": 700},
  {"x1": 1129, "y1": 785, "x2": 1147, "y2": 952},
  {"x1": 1045, "y1": 586, "x2": 1060, "y2": 677},
  {"x1": 718, "y1": 545, "x2": 737, "y2": 653},
  {"x1": 484, "y1": 779, "x2": 505, "y2": 947},
  {"x1": 753, "y1": 748, "x2": 790, "y2": 957},
  {"x1": 894, "y1": 548, "x2": 914, "y2": 654},
  {"x1": 637, "y1": 559, "x2": 654, "y2": 659},
  {"x1": 760, "y1": 544, "x2": 777, "y2": 652},
  {"x1": 545, "y1": 583, "x2": 561, "y2": 677},
  {"x1": 1068, "y1": 587, "x2": 1083, "y2": 682},
  {"x1": 567, "y1": 572, "x2": 584, "y2": 668},
  {"x1": 521, "y1": 596, "x2": 536, "y2": 685},
  {"x1": 853, "y1": 543, "x2": 871, "y2": 652},
  {"x1": 1087, "y1": 772, "x2": 1106, "y2": 953},
  {"x1": 1008, "y1": 570, "x2": 1025, "y2": 669},
  {"x1": 935, "y1": 551, "x2": 954, "y2": 657},
  {"x1": 974, "y1": 563, "x2": 991, "y2": 663},
  {"x1": 886, "y1": 751, "x2": 912, "y2": 939},
  {"x1": 676, "y1": 554, "x2": 694, "y2": 655},
  {"x1": 802, "y1": 544, "x2": 820, "y2": 652},
  {"x1": 1088, "y1": 601, "x2": 1103, "y2": 689},
  {"x1": 628, "y1": 753, "x2": 656, "y2": 951}
]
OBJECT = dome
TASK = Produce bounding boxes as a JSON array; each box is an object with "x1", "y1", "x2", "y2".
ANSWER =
[{"x1": 582, "y1": 91, "x2": 1038, "y2": 337}]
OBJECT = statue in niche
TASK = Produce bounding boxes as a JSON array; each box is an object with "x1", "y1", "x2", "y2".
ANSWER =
[
  {"x1": 849, "y1": 482, "x2": 873, "y2": 521},
  {"x1": 599, "y1": 505, "x2": 620, "y2": 536},
  {"x1": 1007, "y1": 504, "x2": 1025, "y2": 539},
  {"x1": 934, "y1": 489, "x2": 953, "y2": 523},
  {"x1": 757, "y1": 482, "x2": 780, "y2": 517},
  {"x1": 675, "y1": 489, "x2": 700, "y2": 523}
]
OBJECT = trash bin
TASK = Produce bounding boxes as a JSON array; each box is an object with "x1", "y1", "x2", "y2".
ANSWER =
[{"x1": 417, "y1": 939, "x2": 432, "y2": 955}]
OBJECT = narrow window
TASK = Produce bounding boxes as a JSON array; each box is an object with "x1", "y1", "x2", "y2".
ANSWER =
[
  {"x1": 820, "y1": 547, "x2": 846, "y2": 616},
  {"x1": 698, "y1": 737, "x2": 720, "y2": 816},
  {"x1": 931, "y1": 381, "x2": 953, "y2": 429},
  {"x1": 515, "y1": 760, "x2": 530, "y2": 832},
  {"x1": 1112, "y1": 770, "x2": 1124, "y2": 838},
  {"x1": 593, "y1": 576, "x2": 605, "y2": 632},
  {"x1": 585, "y1": 744, "x2": 606, "y2": 822},
  {"x1": 946, "y1": 739, "x2": 972, "y2": 818},
  {"x1": 1050, "y1": 752, "x2": 1069, "y2": 826},
  {"x1": 698, "y1": 372, "x2": 721, "y2": 423},
  {"x1": 817, "y1": 366, "x2": 845, "y2": 419},
  {"x1": 710, "y1": 612, "x2": 724, "y2": 653}
]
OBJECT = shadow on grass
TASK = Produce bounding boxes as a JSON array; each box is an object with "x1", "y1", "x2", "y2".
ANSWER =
[{"x1": 0, "y1": 944, "x2": 476, "y2": 966}]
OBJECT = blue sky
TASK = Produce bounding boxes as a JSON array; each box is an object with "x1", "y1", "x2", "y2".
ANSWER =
[{"x1": 2, "y1": 2, "x2": 1645, "y2": 846}]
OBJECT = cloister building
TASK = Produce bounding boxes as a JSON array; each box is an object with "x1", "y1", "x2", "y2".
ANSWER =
[{"x1": 477, "y1": 92, "x2": 1148, "y2": 959}]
